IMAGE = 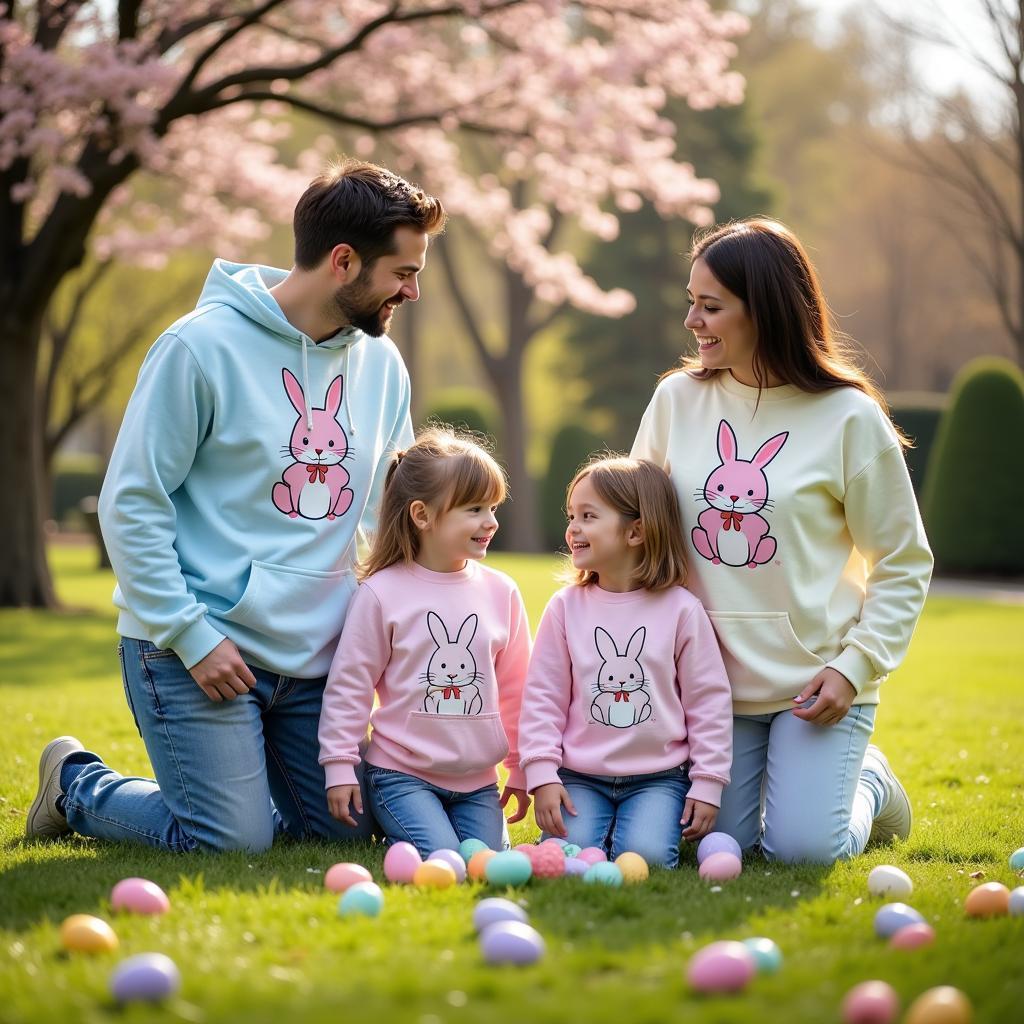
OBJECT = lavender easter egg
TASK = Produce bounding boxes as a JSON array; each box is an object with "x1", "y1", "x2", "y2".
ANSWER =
[
  {"x1": 472, "y1": 897, "x2": 528, "y2": 933},
  {"x1": 867, "y1": 865, "x2": 913, "y2": 899},
  {"x1": 698, "y1": 851, "x2": 743, "y2": 882},
  {"x1": 480, "y1": 921, "x2": 546, "y2": 965},
  {"x1": 324, "y1": 862, "x2": 372, "y2": 893},
  {"x1": 904, "y1": 986, "x2": 972, "y2": 1024},
  {"x1": 889, "y1": 922, "x2": 935, "y2": 949},
  {"x1": 582, "y1": 862, "x2": 623, "y2": 887},
  {"x1": 742, "y1": 936, "x2": 782, "y2": 974},
  {"x1": 338, "y1": 881, "x2": 384, "y2": 918},
  {"x1": 1009, "y1": 886, "x2": 1024, "y2": 916},
  {"x1": 841, "y1": 980, "x2": 900, "y2": 1024},
  {"x1": 458, "y1": 838, "x2": 490, "y2": 863},
  {"x1": 686, "y1": 940, "x2": 756, "y2": 993},
  {"x1": 873, "y1": 902, "x2": 925, "y2": 938},
  {"x1": 484, "y1": 851, "x2": 533, "y2": 887},
  {"x1": 110, "y1": 878, "x2": 170, "y2": 915},
  {"x1": 59, "y1": 914, "x2": 118, "y2": 954},
  {"x1": 577, "y1": 847, "x2": 607, "y2": 866},
  {"x1": 696, "y1": 831, "x2": 742, "y2": 865},
  {"x1": 428, "y1": 849, "x2": 467, "y2": 883},
  {"x1": 563, "y1": 856, "x2": 589, "y2": 877},
  {"x1": 383, "y1": 841, "x2": 422, "y2": 884},
  {"x1": 109, "y1": 953, "x2": 181, "y2": 1003}
]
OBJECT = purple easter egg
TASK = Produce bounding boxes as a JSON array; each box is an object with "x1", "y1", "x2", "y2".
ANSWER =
[
  {"x1": 428, "y1": 849, "x2": 467, "y2": 883},
  {"x1": 686, "y1": 940, "x2": 756, "y2": 993},
  {"x1": 479, "y1": 921, "x2": 546, "y2": 965},
  {"x1": 383, "y1": 841, "x2": 422, "y2": 884},
  {"x1": 698, "y1": 851, "x2": 743, "y2": 882},
  {"x1": 110, "y1": 878, "x2": 170, "y2": 915},
  {"x1": 109, "y1": 953, "x2": 181, "y2": 1003},
  {"x1": 563, "y1": 856, "x2": 590, "y2": 877},
  {"x1": 472, "y1": 897, "x2": 528, "y2": 933},
  {"x1": 696, "y1": 831, "x2": 742, "y2": 865},
  {"x1": 873, "y1": 902, "x2": 925, "y2": 938},
  {"x1": 577, "y1": 847, "x2": 607, "y2": 866}
]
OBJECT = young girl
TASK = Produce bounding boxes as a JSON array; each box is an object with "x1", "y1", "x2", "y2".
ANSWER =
[
  {"x1": 318, "y1": 426, "x2": 531, "y2": 857},
  {"x1": 518, "y1": 457, "x2": 732, "y2": 868},
  {"x1": 631, "y1": 218, "x2": 933, "y2": 863}
]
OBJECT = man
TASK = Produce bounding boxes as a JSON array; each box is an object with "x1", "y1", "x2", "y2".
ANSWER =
[{"x1": 26, "y1": 160, "x2": 446, "y2": 852}]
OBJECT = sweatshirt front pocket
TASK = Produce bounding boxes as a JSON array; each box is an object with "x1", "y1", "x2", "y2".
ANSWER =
[
  {"x1": 403, "y1": 711, "x2": 510, "y2": 776},
  {"x1": 706, "y1": 611, "x2": 825, "y2": 704}
]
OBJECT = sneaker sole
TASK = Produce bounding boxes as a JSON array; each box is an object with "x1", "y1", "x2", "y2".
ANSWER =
[{"x1": 25, "y1": 736, "x2": 80, "y2": 839}]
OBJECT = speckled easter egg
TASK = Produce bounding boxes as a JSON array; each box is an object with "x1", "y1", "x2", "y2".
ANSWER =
[
  {"x1": 698, "y1": 851, "x2": 743, "y2": 882},
  {"x1": 582, "y1": 862, "x2": 623, "y2": 887},
  {"x1": 563, "y1": 857, "x2": 589, "y2": 877},
  {"x1": 479, "y1": 921, "x2": 545, "y2": 965},
  {"x1": 467, "y1": 850, "x2": 497, "y2": 882},
  {"x1": 1009, "y1": 847, "x2": 1024, "y2": 871},
  {"x1": 562, "y1": 843, "x2": 582, "y2": 858},
  {"x1": 484, "y1": 851, "x2": 533, "y2": 887},
  {"x1": 867, "y1": 865, "x2": 914, "y2": 899},
  {"x1": 338, "y1": 881, "x2": 384, "y2": 918},
  {"x1": 472, "y1": 897, "x2": 528, "y2": 933},
  {"x1": 615, "y1": 852, "x2": 649, "y2": 884},
  {"x1": 383, "y1": 842, "x2": 422, "y2": 884},
  {"x1": 458, "y1": 838, "x2": 490, "y2": 863},
  {"x1": 110, "y1": 878, "x2": 170, "y2": 915},
  {"x1": 889, "y1": 922, "x2": 936, "y2": 949},
  {"x1": 841, "y1": 980, "x2": 900, "y2": 1024},
  {"x1": 324, "y1": 862, "x2": 372, "y2": 893},
  {"x1": 742, "y1": 937, "x2": 782, "y2": 974},
  {"x1": 514, "y1": 843, "x2": 535, "y2": 853},
  {"x1": 686, "y1": 940, "x2": 756, "y2": 994},
  {"x1": 873, "y1": 902, "x2": 925, "y2": 938},
  {"x1": 428, "y1": 849, "x2": 467, "y2": 883},
  {"x1": 413, "y1": 859, "x2": 457, "y2": 889},
  {"x1": 696, "y1": 831, "x2": 742, "y2": 865},
  {"x1": 577, "y1": 847, "x2": 607, "y2": 866},
  {"x1": 964, "y1": 881, "x2": 1010, "y2": 918},
  {"x1": 904, "y1": 986, "x2": 972, "y2": 1024},
  {"x1": 529, "y1": 843, "x2": 566, "y2": 879},
  {"x1": 109, "y1": 953, "x2": 181, "y2": 1003},
  {"x1": 59, "y1": 914, "x2": 118, "y2": 954},
  {"x1": 1009, "y1": 886, "x2": 1024, "y2": 916}
]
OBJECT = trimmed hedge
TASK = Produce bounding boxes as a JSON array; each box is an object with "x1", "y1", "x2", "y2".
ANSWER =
[
  {"x1": 540, "y1": 424, "x2": 605, "y2": 550},
  {"x1": 922, "y1": 357, "x2": 1024, "y2": 575},
  {"x1": 51, "y1": 452, "x2": 104, "y2": 525},
  {"x1": 889, "y1": 391, "x2": 947, "y2": 498}
]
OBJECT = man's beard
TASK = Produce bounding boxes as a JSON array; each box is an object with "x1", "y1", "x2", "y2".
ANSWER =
[{"x1": 331, "y1": 267, "x2": 400, "y2": 337}]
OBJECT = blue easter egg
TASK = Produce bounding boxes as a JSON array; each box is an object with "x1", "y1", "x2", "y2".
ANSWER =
[
  {"x1": 109, "y1": 953, "x2": 181, "y2": 1003},
  {"x1": 479, "y1": 921, "x2": 545, "y2": 965},
  {"x1": 562, "y1": 844, "x2": 582, "y2": 858},
  {"x1": 473, "y1": 897, "x2": 528, "y2": 933},
  {"x1": 742, "y1": 936, "x2": 783, "y2": 974},
  {"x1": 697, "y1": 831, "x2": 742, "y2": 865},
  {"x1": 583, "y1": 862, "x2": 623, "y2": 887},
  {"x1": 1009, "y1": 847, "x2": 1024, "y2": 871},
  {"x1": 873, "y1": 902, "x2": 925, "y2": 938},
  {"x1": 1009, "y1": 886, "x2": 1024, "y2": 916},
  {"x1": 338, "y1": 881, "x2": 384, "y2": 918},
  {"x1": 484, "y1": 851, "x2": 533, "y2": 887},
  {"x1": 459, "y1": 838, "x2": 490, "y2": 863}
]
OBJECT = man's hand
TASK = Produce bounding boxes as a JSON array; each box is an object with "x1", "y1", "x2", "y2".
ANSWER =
[
  {"x1": 681, "y1": 798, "x2": 718, "y2": 841},
  {"x1": 500, "y1": 786, "x2": 531, "y2": 824},
  {"x1": 533, "y1": 783, "x2": 577, "y2": 838},
  {"x1": 791, "y1": 667, "x2": 857, "y2": 727},
  {"x1": 189, "y1": 638, "x2": 257, "y2": 702},
  {"x1": 327, "y1": 784, "x2": 363, "y2": 827}
]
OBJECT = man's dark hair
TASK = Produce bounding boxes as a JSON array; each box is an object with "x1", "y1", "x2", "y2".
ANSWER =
[{"x1": 293, "y1": 159, "x2": 447, "y2": 270}]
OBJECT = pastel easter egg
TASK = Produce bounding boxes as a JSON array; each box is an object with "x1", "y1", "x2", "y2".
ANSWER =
[
  {"x1": 109, "y1": 953, "x2": 181, "y2": 1003},
  {"x1": 873, "y1": 902, "x2": 925, "y2": 938},
  {"x1": 529, "y1": 843, "x2": 566, "y2": 879},
  {"x1": 1009, "y1": 846, "x2": 1024, "y2": 871},
  {"x1": 582, "y1": 862, "x2": 623, "y2": 887},
  {"x1": 413, "y1": 860, "x2": 457, "y2": 889},
  {"x1": 964, "y1": 881, "x2": 1010, "y2": 918},
  {"x1": 480, "y1": 921, "x2": 546, "y2": 965},
  {"x1": 472, "y1": 897, "x2": 528, "y2": 933},
  {"x1": 889, "y1": 922, "x2": 936, "y2": 949},
  {"x1": 383, "y1": 842, "x2": 422, "y2": 884},
  {"x1": 562, "y1": 844, "x2": 582, "y2": 858},
  {"x1": 563, "y1": 857, "x2": 589, "y2": 877},
  {"x1": 324, "y1": 862, "x2": 372, "y2": 894},
  {"x1": 904, "y1": 986, "x2": 972, "y2": 1024},
  {"x1": 428, "y1": 849, "x2": 467, "y2": 883},
  {"x1": 459, "y1": 838, "x2": 490, "y2": 863},
  {"x1": 59, "y1": 914, "x2": 118, "y2": 954},
  {"x1": 484, "y1": 851, "x2": 533, "y2": 887},
  {"x1": 867, "y1": 865, "x2": 914, "y2": 899},
  {"x1": 514, "y1": 843, "x2": 535, "y2": 853},
  {"x1": 541, "y1": 837, "x2": 567, "y2": 847},
  {"x1": 110, "y1": 878, "x2": 170, "y2": 915},
  {"x1": 467, "y1": 850, "x2": 497, "y2": 882},
  {"x1": 614, "y1": 852, "x2": 649, "y2": 884},
  {"x1": 686, "y1": 940, "x2": 756, "y2": 994},
  {"x1": 698, "y1": 851, "x2": 743, "y2": 882},
  {"x1": 1009, "y1": 886, "x2": 1024, "y2": 916},
  {"x1": 577, "y1": 847, "x2": 608, "y2": 866},
  {"x1": 841, "y1": 980, "x2": 900, "y2": 1024},
  {"x1": 742, "y1": 936, "x2": 782, "y2": 974},
  {"x1": 338, "y1": 881, "x2": 384, "y2": 918},
  {"x1": 696, "y1": 831, "x2": 742, "y2": 865}
]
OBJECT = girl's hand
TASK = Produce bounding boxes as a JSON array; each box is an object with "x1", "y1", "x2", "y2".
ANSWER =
[
  {"x1": 533, "y1": 783, "x2": 577, "y2": 838},
  {"x1": 500, "y1": 785, "x2": 531, "y2": 824},
  {"x1": 792, "y1": 667, "x2": 857, "y2": 727},
  {"x1": 327, "y1": 784, "x2": 363, "y2": 827},
  {"x1": 681, "y1": 798, "x2": 718, "y2": 841}
]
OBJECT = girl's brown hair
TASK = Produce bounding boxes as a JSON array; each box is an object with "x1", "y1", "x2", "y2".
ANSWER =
[
  {"x1": 564, "y1": 456, "x2": 688, "y2": 591},
  {"x1": 358, "y1": 425, "x2": 507, "y2": 580},
  {"x1": 669, "y1": 218, "x2": 908, "y2": 446}
]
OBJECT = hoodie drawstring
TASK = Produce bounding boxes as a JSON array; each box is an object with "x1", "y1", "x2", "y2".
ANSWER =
[
  {"x1": 343, "y1": 345, "x2": 355, "y2": 436},
  {"x1": 300, "y1": 335, "x2": 313, "y2": 430},
  {"x1": 301, "y1": 333, "x2": 355, "y2": 436}
]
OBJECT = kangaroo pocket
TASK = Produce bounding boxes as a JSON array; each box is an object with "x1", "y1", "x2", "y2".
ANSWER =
[
  {"x1": 402, "y1": 711, "x2": 510, "y2": 775},
  {"x1": 706, "y1": 611, "x2": 825, "y2": 703}
]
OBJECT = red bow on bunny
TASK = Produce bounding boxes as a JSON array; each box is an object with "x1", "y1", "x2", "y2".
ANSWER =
[
  {"x1": 720, "y1": 510, "x2": 744, "y2": 531},
  {"x1": 306, "y1": 465, "x2": 329, "y2": 483}
]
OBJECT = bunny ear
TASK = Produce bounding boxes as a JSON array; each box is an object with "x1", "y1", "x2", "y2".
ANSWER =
[
  {"x1": 282, "y1": 368, "x2": 305, "y2": 415},
  {"x1": 752, "y1": 431, "x2": 789, "y2": 469},
  {"x1": 426, "y1": 611, "x2": 449, "y2": 648},
  {"x1": 625, "y1": 626, "x2": 646, "y2": 660},
  {"x1": 455, "y1": 614, "x2": 478, "y2": 648},
  {"x1": 594, "y1": 627, "x2": 619, "y2": 662},
  {"x1": 717, "y1": 419, "x2": 738, "y2": 463},
  {"x1": 325, "y1": 375, "x2": 344, "y2": 417}
]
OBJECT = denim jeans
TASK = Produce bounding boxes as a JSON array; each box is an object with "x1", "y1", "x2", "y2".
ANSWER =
[
  {"x1": 545, "y1": 766, "x2": 692, "y2": 868},
  {"x1": 364, "y1": 764, "x2": 506, "y2": 859},
  {"x1": 59, "y1": 638, "x2": 374, "y2": 852},
  {"x1": 715, "y1": 702, "x2": 877, "y2": 864}
]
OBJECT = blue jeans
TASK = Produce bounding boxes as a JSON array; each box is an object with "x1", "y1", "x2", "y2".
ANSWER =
[
  {"x1": 59, "y1": 638, "x2": 374, "y2": 852},
  {"x1": 716, "y1": 702, "x2": 877, "y2": 864},
  {"x1": 364, "y1": 764, "x2": 506, "y2": 859},
  {"x1": 545, "y1": 766, "x2": 691, "y2": 868}
]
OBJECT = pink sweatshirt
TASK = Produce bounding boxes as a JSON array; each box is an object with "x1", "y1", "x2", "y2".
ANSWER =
[
  {"x1": 518, "y1": 584, "x2": 733, "y2": 806},
  {"x1": 318, "y1": 560, "x2": 531, "y2": 793}
]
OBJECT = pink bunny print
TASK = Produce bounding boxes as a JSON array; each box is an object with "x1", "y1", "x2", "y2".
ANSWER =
[
  {"x1": 692, "y1": 419, "x2": 788, "y2": 568},
  {"x1": 272, "y1": 368, "x2": 354, "y2": 521},
  {"x1": 590, "y1": 626, "x2": 652, "y2": 729}
]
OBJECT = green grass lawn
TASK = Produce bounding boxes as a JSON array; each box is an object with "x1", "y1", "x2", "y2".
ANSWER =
[{"x1": 1, "y1": 546, "x2": 1022, "y2": 1023}]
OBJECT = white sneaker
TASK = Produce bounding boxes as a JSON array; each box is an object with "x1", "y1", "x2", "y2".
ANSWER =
[
  {"x1": 26, "y1": 736, "x2": 84, "y2": 839},
  {"x1": 863, "y1": 744, "x2": 912, "y2": 844}
]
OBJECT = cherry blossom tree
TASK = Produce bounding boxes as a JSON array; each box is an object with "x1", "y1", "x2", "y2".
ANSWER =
[{"x1": 1, "y1": 0, "x2": 744, "y2": 605}]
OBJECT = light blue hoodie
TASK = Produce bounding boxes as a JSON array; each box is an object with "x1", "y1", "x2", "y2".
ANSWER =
[{"x1": 98, "y1": 260, "x2": 413, "y2": 678}]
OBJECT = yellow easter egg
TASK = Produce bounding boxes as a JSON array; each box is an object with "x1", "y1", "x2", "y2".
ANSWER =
[
  {"x1": 60, "y1": 914, "x2": 119, "y2": 953},
  {"x1": 614, "y1": 852, "x2": 650, "y2": 884},
  {"x1": 467, "y1": 849, "x2": 497, "y2": 882},
  {"x1": 964, "y1": 882, "x2": 1010, "y2": 918},
  {"x1": 413, "y1": 860, "x2": 457, "y2": 889}
]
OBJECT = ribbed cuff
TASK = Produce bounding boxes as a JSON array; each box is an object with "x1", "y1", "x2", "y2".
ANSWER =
[
  {"x1": 172, "y1": 618, "x2": 226, "y2": 671},
  {"x1": 524, "y1": 759, "x2": 562, "y2": 793},
  {"x1": 828, "y1": 645, "x2": 876, "y2": 694},
  {"x1": 323, "y1": 761, "x2": 359, "y2": 788},
  {"x1": 687, "y1": 776, "x2": 724, "y2": 807}
]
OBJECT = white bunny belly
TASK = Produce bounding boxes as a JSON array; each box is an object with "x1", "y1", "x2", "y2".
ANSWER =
[
  {"x1": 436, "y1": 695, "x2": 469, "y2": 715},
  {"x1": 298, "y1": 481, "x2": 331, "y2": 519},
  {"x1": 718, "y1": 529, "x2": 751, "y2": 566},
  {"x1": 608, "y1": 698, "x2": 636, "y2": 728}
]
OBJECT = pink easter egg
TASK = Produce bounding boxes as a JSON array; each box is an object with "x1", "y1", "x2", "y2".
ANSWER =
[
  {"x1": 841, "y1": 980, "x2": 900, "y2": 1024},
  {"x1": 428, "y1": 849, "x2": 467, "y2": 883},
  {"x1": 698, "y1": 851, "x2": 743, "y2": 882},
  {"x1": 529, "y1": 843, "x2": 566, "y2": 879},
  {"x1": 110, "y1": 878, "x2": 170, "y2": 915},
  {"x1": 514, "y1": 843, "x2": 535, "y2": 854},
  {"x1": 324, "y1": 862, "x2": 372, "y2": 893},
  {"x1": 577, "y1": 847, "x2": 607, "y2": 866},
  {"x1": 383, "y1": 841, "x2": 422, "y2": 884},
  {"x1": 889, "y1": 922, "x2": 935, "y2": 949},
  {"x1": 686, "y1": 940, "x2": 756, "y2": 993}
]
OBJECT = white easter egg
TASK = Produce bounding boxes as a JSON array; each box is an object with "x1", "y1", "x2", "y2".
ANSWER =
[{"x1": 867, "y1": 865, "x2": 913, "y2": 899}]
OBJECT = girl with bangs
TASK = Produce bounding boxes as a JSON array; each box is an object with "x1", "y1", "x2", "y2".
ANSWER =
[
  {"x1": 518, "y1": 457, "x2": 732, "y2": 867},
  {"x1": 318, "y1": 426, "x2": 532, "y2": 856}
]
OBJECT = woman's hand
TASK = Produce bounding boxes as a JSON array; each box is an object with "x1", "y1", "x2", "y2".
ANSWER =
[
  {"x1": 500, "y1": 785, "x2": 531, "y2": 824},
  {"x1": 189, "y1": 638, "x2": 257, "y2": 701},
  {"x1": 532, "y1": 783, "x2": 577, "y2": 838},
  {"x1": 792, "y1": 667, "x2": 857, "y2": 726}
]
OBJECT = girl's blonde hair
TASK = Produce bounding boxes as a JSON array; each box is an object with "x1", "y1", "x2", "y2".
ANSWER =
[
  {"x1": 358, "y1": 424, "x2": 507, "y2": 580},
  {"x1": 564, "y1": 456, "x2": 688, "y2": 591}
]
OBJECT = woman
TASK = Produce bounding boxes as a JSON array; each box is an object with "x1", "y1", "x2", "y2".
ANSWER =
[{"x1": 631, "y1": 218, "x2": 932, "y2": 863}]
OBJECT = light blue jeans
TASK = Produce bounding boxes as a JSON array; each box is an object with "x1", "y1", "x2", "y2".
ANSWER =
[
  {"x1": 58, "y1": 638, "x2": 374, "y2": 852},
  {"x1": 716, "y1": 701, "x2": 878, "y2": 864},
  {"x1": 364, "y1": 764, "x2": 506, "y2": 859},
  {"x1": 544, "y1": 766, "x2": 692, "y2": 868}
]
